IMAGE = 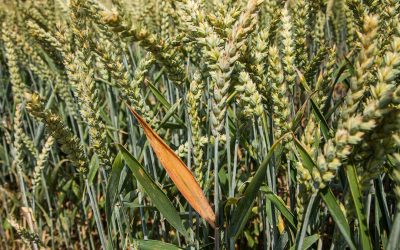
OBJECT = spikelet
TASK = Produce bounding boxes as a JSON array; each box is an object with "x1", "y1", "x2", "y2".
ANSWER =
[
  {"x1": 344, "y1": 1, "x2": 356, "y2": 50},
  {"x1": 314, "y1": 11, "x2": 326, "y2": 48},
  {"x1": 7, "y1": 216, "x2": 42, "y2": 247},
  {"x1": 295, "y1": 161, "x2": 313, "y2": 228},
  {"x1": 293, "y1": 0, "x2": 308, "y2": 71},
  {"x1": 13, "y1": 31, "x2": 55, "y2": 82},
  {"x1": 297, "y1": 118, "x2": 321, "y2": 226},
  {"x1": 268, "y1": 46, "x2": 290, "y2": 140},
  {"x1": 129, "y1": 53, "x2": 157, "y2": 125},
  {"x1": 25, "y1": 92, "x2": 88, "y2": 174},
  {"x1": 343, "y1": 14, "x2": 379, "y2": 117},
  {"x1": 20, "y1": 133, "x2": 37, "y2": 156},
  {"x1": 177, "y1": 0, "x2": 223, "y2": 67},
  {"x1": 26, "y1": 20, "x2": 63, "y2": 50},
  {"x1": 186, "y1": 71, "x2": 206, "y2": 185},
  {"x1": 355, "y1": 37, "x2": 400, "y2": 192},
  {"x1": 160, "y1": 0, "x2": 172, "y2": 39},
  {"x1": 12, "y1": 104, "x2": 24, "y2": 174},
  {"x1": 280, "y1": 7, "x2": 296, "y2": 95},
  {"x1": 317, "y1": 28, "x2": 400, "y2": 187},
  {"x1": 32, "y1": 135, "x2": 55, "y2": 191},
  {"x1": 210, "y1": 0, "x2": 263, "y2": 136},
  {"x1": 379, "y1": 0, "x2": 400, "y2": 53},
  {"x1": 334, "y1": 0, "x2": 347, "y2": 47},
  {"x1": 2, "y1": 23, "x2": 26, "y2": 104},
  {"x1": 236, "y1": 71, "x2": 263, "y2": 117},
  {"x1": 96, "y1": 48, "x2": 157, "y2": 126},
  {"x1": 96, "y1": 2, "x2": 186, "y2": 85},
  {"x1": 316, "y1": 46, "x2": 337, "y2": 108},
  {"x1": 76, "y1": 65, "x2": 112, "y2": 168},
  {"x1": 250, "y1": 20, "x2": 278, "y2": 99}
]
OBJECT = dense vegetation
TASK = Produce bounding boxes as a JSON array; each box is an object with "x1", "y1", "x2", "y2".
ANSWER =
[{"x1": 1, "y1": 0, "x2": 400, "y2": 249}]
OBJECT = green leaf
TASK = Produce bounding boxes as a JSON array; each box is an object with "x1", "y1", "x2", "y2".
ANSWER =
[
  {"x1": 387, "y1": 212, "x2": 400, "y2": 250},
  {"x1": 106, "y1": 152, "x2": 124, "y2": 225},
  {"x1": 260, "y1": 186, "x2": 297, "y2": 232},
  {"x1": 333, "y1": 60, "x2": 350, "y2": 85},
  {"x1": 320, "y1": 188, "x2": 356, "y2": 250},
  {"x1": 291, "y1": 101, "x2": 308, "y2": 132},
  {"x1": 148, "y1": 80, "x2": 171, "y2": 109},
  {"x1": 0, "y1": 144, "x2": 5, "y2": 163},
  {"x1": 346, "y1": 165, "x2": 372, "y2": 250},
  {"x1": 289, "y1": 234, "x2": 319, "y2": 250},
  {"x1": 227, "y1": 90, "x2": 238, "y2": 103},
  {"x1": 153, "y1": 67, "x2": 166, "y2": 84},
  {"x1": 374, "y1": 178, "x2": 392, "y2": 232},
  {"x1": 147, "y1": 80, "x2": 185, "y2": 127},
  {"x1": 118, "y1": 144, "x2": 188, "y2": 238},
  {"x1": 296, "y1": 70, "x2": 332, "y2": 139},
  {"x1": 135, "y1": 240, "x2": 182, "y2": 250},
  {"x1": 157, "y1": 99, "x2": 185, "y2": 130},
  {"x1": 292, "y1": 137, "x2": 315, "y2": 173},
  {"x1": 310, "y1": 98, "x2": 332, "y2": 139},
  {"x1": 162, "y1": 122, "x2": 185, "y2": 130},
  {"x1": 295, "y1": 193, "x2": 318, "y2": 250},
  {"x1": 88, "y1": 154, "x2": 100, "y2": 186},
  {"x1": 228, "y1": 136, "x2": 285, "y2": 239}
]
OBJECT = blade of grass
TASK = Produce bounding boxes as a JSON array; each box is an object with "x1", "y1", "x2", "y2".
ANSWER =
[
  {"x1": 118, "y1": 145, "x2": 188, "y2": 238},
  {"x1": 105, "y1": 152, "x2": 124, "y2": 226},
  {"x1": 260, "y1": 186, "x2": 297, "y2": 232},
  {"x1": 295, "y1": 192, "x2": 317, "y2": 250},
  {"x1": 146, "y1": 79, "x2": 185, "y2": 126},
  {"x1": 156, "y1": 99, "x2": 184, "y2": 130},
  {"x1": 228, "y1": 135, "x2": 286, "y2": 239},
  {"x1": 290, "y1": 234, "x2": 319, "y2": 250},
  {"x1": 296, "y1": 70, "x2": 333, "y2": 139},
  {"x1": 387, "y1": 212, "x2": 400, "y2": 250},
  {"x1": 86, "y1": 180, "x2": 107, "y2": 250},
  {"x1": 320, "y1": 188, "x2": 356, "y2": 250},
  {"x1": 147, "y1": 80, "x2": 171, "y2": 109},
  {"x1": 88, "y1": 154, "x2": 100, "y2": 186},
  {"x1": 346, "y1": 165, "x2": 372, "y2": 250},
  {"x1": 136, "y1": 239, "x2": 182, "y2": 250}
]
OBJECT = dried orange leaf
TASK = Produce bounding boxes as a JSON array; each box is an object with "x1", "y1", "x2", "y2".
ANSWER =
[{"x1": 128, "y1": 106, "x2": 216, "y2": 228}]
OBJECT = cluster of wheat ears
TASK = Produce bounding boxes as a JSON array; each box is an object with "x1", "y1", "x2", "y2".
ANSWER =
[{"x1": 1, "y1": 0, "x2": 400, "y2": 249}]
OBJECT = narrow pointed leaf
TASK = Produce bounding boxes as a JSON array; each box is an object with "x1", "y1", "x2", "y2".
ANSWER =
[
  {"x1": 127, "y1": 106, "x2": 216, "y2": 228},
  {"x1": 147, "y1": 80, "x2": 171, "y2": 109},
  {"x1": 346, "y1": 165, "x2": 372, "y2": 250},
  {"x1": 157, "y1": 99, "x2": 184, "y2": 130},
  {"x1": 295, "y1": 193, "x2": 318, "y2": 250},
  {"x1": 296, "y1": 70, "x2": 333, "y2": 139},
  {"x1": 228, "y1": 136, "x2": 285, "y2": 238},
  {"x1": 88, "y1": 154, "x2": 100, "y2": 186},
  {"x1": 260, "y1": 185, "x2": 297, "y2": 232},
  {"x1": 289, "y1": 234, "x2": 319, "y2": 250},
  {"x1": 118, "y1": 145, "x2": 187, "y2": 237},
  {"x1": 387, "y1": 213, "x2": 400, "y2": 250},
  {"x1": 106, "y1": 152, "x2": 124, "y2": 225},
  {"x1": 136, "y1": 240, "x2": 182, "y2": 250},
  {"x1": 292, "y1": 137, "x2": 315, "y2": 173},
  {"x1": 320, "y1": 188, "x2": 356, "y2": 250},
  {"x1": 147, "y1": 80, "x2": 185, "y2": 126}
]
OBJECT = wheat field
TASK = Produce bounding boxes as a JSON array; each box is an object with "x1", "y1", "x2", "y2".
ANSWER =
[{"x1": 1, "y1": 0, "x2": 400, "y2": 249}]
